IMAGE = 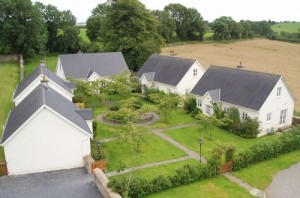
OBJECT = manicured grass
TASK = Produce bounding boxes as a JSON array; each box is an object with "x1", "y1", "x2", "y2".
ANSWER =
[
  {"x1": 0, "y1": 61, "x2": 19, "y2": 162},
  {"x1": 24, "y1": 53, "x2": 58, "y2": 76},
  {"x1": 164, "y1": 126, "x2": 280, "y2": 159},
  {"x1": 79, "y1": 28, "x2": 90, "y2": 44},
  {"x1": 147, "y1": 175, "x2": 254, "y2": 198},
  {"x1": 271, "y1": 22, "x2": 300, "y2": 33},
  {"x1": 109, "y1": 159, "x2": 200, "y2": 180},
  {"x1": 294, "y1": 111, "x2": 300, "y2": 117},
  {"x1": 95, "y1": 122, "x2": 121, "y2": 139},
  {"x1": 104, "y1": 134, "x2": 187, "y2": 171},
  {"x1": 151, "y1": 109, "x2": 196, "y2": 128},
  {"x1": 232, "y1": 151, "x2": 300, "y2": 189}
]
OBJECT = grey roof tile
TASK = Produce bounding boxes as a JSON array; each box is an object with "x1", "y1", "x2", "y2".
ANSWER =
[
  {"x1": 137, "y1": 55, "x2": 195, "y2": 86},
  {"x1": 207, "y1": 89, "x2": 221, "y2": 102},
  {"x1": 58, "y1": 52, "x2": 129, "y2": 79},
  {"x1": 13, "y1": 64, "x2": 73, "y2": 99},
  {"x1": 143, "y1": 72, "x2": 155, "y2": 81},
  {"x1": 63, "y1": 82, "x2": 77, "y2": 90},
  {"x1": 1, "y1": 85, "x2": 91, "y2": 144},
  {"x1": 75, "y1": 109, "x2": 94, "y2": 120},
  {"x1": 191, "y1": 66, "x2": 281, "y2": 111}
]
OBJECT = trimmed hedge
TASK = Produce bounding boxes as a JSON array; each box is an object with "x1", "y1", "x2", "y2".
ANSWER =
[
  {"x1": 108, "y1": 164, "x2": 215, "y2": 197},
  {"x1": 233, "y1": 133, "x2": 300, "y2": 171}
]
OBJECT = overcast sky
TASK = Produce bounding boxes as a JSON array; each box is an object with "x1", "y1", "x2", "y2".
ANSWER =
[{"x1": 33, "y1": 0, "x2": 300, "y2": 23}]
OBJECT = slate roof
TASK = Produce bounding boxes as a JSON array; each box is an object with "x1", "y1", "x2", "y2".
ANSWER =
[
  {"x1": 13, "y1": 64, "x2": 73, "y2": 99},
  {"x1": 191, "y1": 66, "x2": 281, "y2": 111},
  {"x1": 137, "y1": 55, "x2": 196, "y2": 86},
  {"x1": 75, "y1": 109, "x2": 94, "y2": 120},
  {"x1": 143, "y1": 72, "x2": 155, "y2": 81},
  {"x1": 1, "y1": 85, "x2": 92, "y2": 144},
  {"x1": 58, "y1": 52, "x2": 129, "y2": 79},
  {"x1": 207, "y1": 89, "x2": 221, "y2": 102},
  {"x1": 63, "y1": 82, "x2": 77, "y2": 90}
]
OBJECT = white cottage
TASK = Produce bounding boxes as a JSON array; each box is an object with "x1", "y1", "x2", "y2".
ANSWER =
[
  {"x1": 191, "y1": 66, "x2": 295, "y2": 136},
  {"x1": 1, "y1": 85, "x2": 93, "y2": 175},
  {"x1": 137, "y1": 55, "x2": 205, "y2": 95},
  {"x1": 55, "y1": 52, "x2": 129, "y2": 81},
  {"x1": 13, "y1": 63, "x2": 75, "y2": 105}
]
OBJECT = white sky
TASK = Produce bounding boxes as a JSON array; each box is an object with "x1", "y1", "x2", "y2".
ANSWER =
[{"x1": 33, "y1": 0, "x2": 300, "y2": 23}]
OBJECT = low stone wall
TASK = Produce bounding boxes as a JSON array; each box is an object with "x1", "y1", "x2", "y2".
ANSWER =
[
  {"x1": 0, "y1": 54, "x2": 18, "y2": 62},
  {"x1": 83, "y1": 155, "x2": 95, "y2": 174},
  {"x1": 93, "y1": 168, "x2": 122, "y2": 198}
]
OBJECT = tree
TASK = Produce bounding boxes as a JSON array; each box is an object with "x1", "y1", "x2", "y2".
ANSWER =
[
  {"x1": 0, "y1": 0, "x2": 47, "y2": 56},
  {"x1": 212, "y1": 16, "x2": 241, "y2": 40},
  {"x1": 99, "y1": 0, "x2": 164, "y2": 70},
  {"x1": 86, "y1": 3, "x2": 110, "y2": 41},
  {"x1": 152, "y1": 10, "x2": 178, "y2": 43},
  {"x1": 195, "y1": 112, "x2": 225, "y2": 139},
  {"x1": 164, "y1": 3, "x2": 205, "y2": 41}
]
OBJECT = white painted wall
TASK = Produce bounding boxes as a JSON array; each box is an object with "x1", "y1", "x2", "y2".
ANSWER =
[
  {"x1": 55, "y1": 58, "x2": 66, "y2": 80},
  {"x1": 259, "y1": 78, "x2": 294, "y2": 136},
  {"x1": 3, "y1": 108, "x2": 91, "y2": 175},
  {"x1": 176, "y1": 61, "x2": 205, "y2": 95},
  {"x1": 88, "y1": 72, "x2": 101, "y2": 82},
  {"x1": 13, "y1": 76, "x2": 73, "y2": 105}
]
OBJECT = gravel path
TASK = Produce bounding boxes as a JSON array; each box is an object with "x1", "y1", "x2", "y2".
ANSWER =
[{"x1": 265, "y1": 162, "x2": 300, "y2": 198}]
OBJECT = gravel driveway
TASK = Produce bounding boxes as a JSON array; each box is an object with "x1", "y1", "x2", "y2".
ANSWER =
[
  {"x1": 265, "y1": 162, "x2": 300, "y2": 198},
  {"x1": 0, "y1": 168, "x2": 102, "y2": 198}
]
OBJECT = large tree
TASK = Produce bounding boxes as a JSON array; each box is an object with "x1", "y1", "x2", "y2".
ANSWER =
[
  {"x1": 164, "y1": 3, "x2": 205, "y2": 41},
  {"x1": 99, "y1": 0, "x2": 164, "y2": 70},
  {"x1": 0, "y1": 0, "x2": 47, "y2": 56}
]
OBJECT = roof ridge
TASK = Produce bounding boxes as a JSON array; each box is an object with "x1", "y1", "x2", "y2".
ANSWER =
[
  {"x1": 154, "y1": 54, "x2": 196, "y2": 62},
  {"x1": 210, "y1": 65, "x2": 282, "y2": 77}
]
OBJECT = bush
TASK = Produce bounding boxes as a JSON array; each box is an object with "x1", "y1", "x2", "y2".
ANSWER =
[
  {"x1": 183, "y1": 95, "x2": 197, "y2": 114},
  {"x1": 91, "y1": 141, "x2": 107, "y2": 160},
  {"x1": 143, "y1": 87, "x2": 165, "y2": 103},
  {"x1": 233, "y1": 133, "x2": 300, "y2": 171},
  {"x1": 109, "y1": 105, "x2": 120, "y2": 111}
]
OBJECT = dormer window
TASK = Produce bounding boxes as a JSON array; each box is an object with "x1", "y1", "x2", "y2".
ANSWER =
[
  {"x1": 193, "y1": 69, "x2": 198, "y2": 77},
  {"x1": 277, "y1": 87, "x2": 282, "y2": 96}
]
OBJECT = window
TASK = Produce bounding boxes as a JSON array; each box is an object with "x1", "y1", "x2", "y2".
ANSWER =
[
  {"x1": 206, "y1": 105, "x2": 211, "y2": 115},
  {"x1": 242, "y1": 112, "x2": 248, "y2": 120},
  {"x1": 279, "y1": 109, "x2": 287, "y2": 124},
  {"x1": 277, "y1": 87, "x2": 282, "y2": 96},
  {"x1": 193, "y1": 69, "x2": 198, "y2": 77},
  {"x1": 185, "y1": 89, "x2": 190, "y2": 94},
  {"x1": 197, "y1": 99, "x2": 202, "y2": 107},
  {"x1": 224, "y1": 107, "x2": 229, "y2": 114},
  {"x1": 167, "y1": 88, "x2": 171, "y2": 93},
  {"x1": 267, "y1": 113, "x2": 272, "y2": 121}
]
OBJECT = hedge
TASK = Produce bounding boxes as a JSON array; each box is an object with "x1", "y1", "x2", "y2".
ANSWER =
[
  {"x1": 108, "y1": 164, "x2": 215, "y2": 198},
  {"x1": 233, "y1": 133, "x2": 300, "y2": 171}
]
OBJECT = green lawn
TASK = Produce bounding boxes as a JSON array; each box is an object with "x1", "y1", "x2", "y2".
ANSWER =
[
  {"x1": 104, "y1": 134, "x2": 187, "y2": 171},
  {"x1": 147, "y1": 175, "x2": 254, "y2": 198},
  {"x1": 271, "y1": 22, "x2": 300, "y2": 33},
  {"x1": 232, "y1": 151, "x2": 300, "y2": 189},
  {"x1": 164, "y1": 126, "x2": 279, "y2": 159},
  {"x1": 0, "y1": 61, "x2": 19, "y2": 162},
  {"x1": 79, "y1": 28, "x2": 90, "y2": 44},
  {"x1": 109, "y1": 159, "x2": 200, "y2": 180},
  {"x1": 24, "y1": 53, "x2": 58, "y2": 76}
]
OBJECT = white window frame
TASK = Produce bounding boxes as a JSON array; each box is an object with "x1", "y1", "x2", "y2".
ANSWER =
[
  {"x1": 185, "y1": 89, "x2": 190, "y2": 95},
  {"x1": 277, "y1": 87, "x2": 282, "y2": 96},
  {"x1": 197, "y1": 99, "x2": 202, "y2": 107},
  {"x1": 193, "y1": 69, "x2": 198, "y2": 77},
  {"x1": 267, "y1": 113, "x2": 272, "y2": 121},
  {"x1": 167, "y1": 88, "x2": 171, "y2": 93},
  {"x1": 279, "y1": 109, "x2": 287, "y2": 124},
  {"x1": 242, "y1": 112, "x2": 248, "y2": 120},
  {"x1": 224, "y1": 107, "x2": 229, "y2": 114},
  {"x1": 206, "y1": 105, "x2": 211, "y2": 115}
]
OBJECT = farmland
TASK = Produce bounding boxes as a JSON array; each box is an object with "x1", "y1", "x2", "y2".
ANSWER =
[
  {"x1": 271, "y1": 22, "x2": 300, "y2": 33},
  {"x1": 161, "y1": 39, "x2": 300, "y2": 111}
]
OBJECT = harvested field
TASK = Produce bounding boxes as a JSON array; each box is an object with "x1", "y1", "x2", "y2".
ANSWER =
[{"x1": 161, "y1": 39, "x2": 300, "y2": 111}]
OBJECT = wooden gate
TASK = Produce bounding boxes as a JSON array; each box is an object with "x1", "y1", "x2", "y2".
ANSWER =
[
  {"x1": 219, "y1": 161, "x2": 232, "y2": 174},
  {"x1": 0, "y1": 163, "x2": 8, "y2": 176},
  {"x1": 92, "y1": 159, "x2": 107, "y2": 171}
]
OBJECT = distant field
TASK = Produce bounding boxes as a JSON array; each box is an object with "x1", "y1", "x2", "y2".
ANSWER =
[
  {"x1": 271, "y1": 22, "x2": 300, "y2": 33},
  {"x1": 161, "y1": 39, "x2": 300, "y2": 111}
]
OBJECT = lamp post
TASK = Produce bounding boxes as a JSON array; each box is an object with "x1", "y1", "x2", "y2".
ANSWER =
[
  {"x1": 199, "y1": 138, "x2": 203, "y2": 163},
  {"x1": 97, "y1": 140, "x2": 101, "y2": 160}
]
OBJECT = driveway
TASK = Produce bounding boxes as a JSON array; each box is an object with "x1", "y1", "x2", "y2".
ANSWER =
[
  {"x1": 0, "y1": 168, "x2": 102, "y2": 198},
  {"x1": 265, "y1": 162, "x2": 300, "y2": 198}
]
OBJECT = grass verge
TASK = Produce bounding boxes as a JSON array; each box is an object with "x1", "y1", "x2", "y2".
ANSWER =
[
  {"x1": 232, "y1": 150, "x2": 300, "y2": 189},
  {"x1": 146, "y1": 175, "x2": 254, "y2": 198}
]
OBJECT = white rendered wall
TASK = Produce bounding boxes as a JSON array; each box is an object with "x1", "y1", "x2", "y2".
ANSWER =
[
  {"x1": 4, "y1": 108, "x2": 91, "y2": 175},
  {"x1": 55, "y1": 58, "x2": 66, "y2": 80}
]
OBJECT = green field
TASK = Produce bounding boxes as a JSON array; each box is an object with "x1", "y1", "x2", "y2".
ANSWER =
[
  {"x1": 0, "y1": 61, "x2": 19, "y2": 162},
  {"x1": 271, "y1": 22, "x2": 300, "y2": 33},
  {"x1": 79, "y1": 28, "x2": 90, "y2": 44}
]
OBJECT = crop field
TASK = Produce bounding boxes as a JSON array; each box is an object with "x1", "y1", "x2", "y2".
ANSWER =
[
  {"x1": 271, "y1": 22, "x2": 300, "y2": 33},
  {"x1": 161, "y1": 39, "x2": 300, "y2": 111}
]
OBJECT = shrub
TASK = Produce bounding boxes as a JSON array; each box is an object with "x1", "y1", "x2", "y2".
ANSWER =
[
  {"x1": 109, "y1": 105, "x2": 120, "y2": 111},
  {"x1": 143, "y1": 87, "x2": 165, "y2": 103},
  {"x1": 91, "y1": 142, "x2": 107, "y2": 160},
  {"x1": 239, "y1": 117, "x2": 260, "y2": 138},
  {"x1": 150, "y1": 175, "x2": 172, "y2": 192},
  {"x1": 183, "y1": 95, "x2": 197, "y2": 114}
]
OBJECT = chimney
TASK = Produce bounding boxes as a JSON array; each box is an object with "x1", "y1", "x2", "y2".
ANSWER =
[{"x1": 40, "y1": 74, "x2": 49, "y2": 86}]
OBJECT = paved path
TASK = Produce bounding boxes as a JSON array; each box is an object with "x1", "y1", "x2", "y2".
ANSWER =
[
  {"x1": 224, "y1": 172, "x2": 265, "y2": 197},
  {"x1": 106, "y1": 156, "x2": 191, "y2": 177},
  {"x1": 0, "y1": 168, "x2": 102, "y2": 198},
  {"x1": 265, "y1": 162, "x2": 300, "y2": 198}
]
